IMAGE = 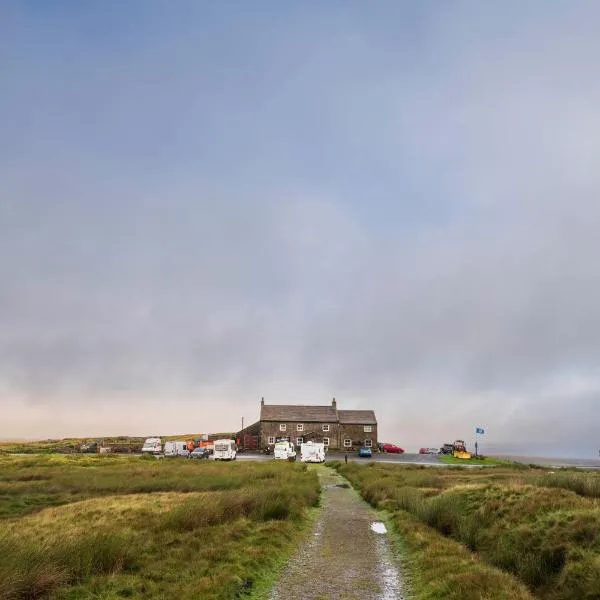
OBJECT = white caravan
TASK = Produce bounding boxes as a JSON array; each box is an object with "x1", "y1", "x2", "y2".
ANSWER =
[
  {"x1": 141, "y1": 437, "x2": 162, "y2": 455},
  {"x1": 274, "y1": 441, "x2": 297, "y2": 461},
  {"x1": 213, "y1": 439, "x2": 237, "y2": 461},
  {"x1": 300, "y1": 441, "x2": 326, "y2": 463},
  {"x1": 164, "y1": 441, "x2": 188, "y2": 457}
]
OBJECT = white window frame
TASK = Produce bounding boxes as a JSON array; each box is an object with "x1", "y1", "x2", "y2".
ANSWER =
[
  {"x1": 268, "y1": 437, "x2": 275, "y2": 445},
  {"x1": 322, "y1": 424, "x2": 330, "y2": 432},
  {"x1": 279, "y1": 424, "x2": 287, "y2": 432},
  {"x1": 323, "y1": 437, "x2": 330, "y2": 446},
  {"x1": 297, "y1": 423, "x2": 304, "y2": 432},
  {"x1": 364, "y1": 439, "x2": 373, "y2": 448},
  {"x1": 296, "y1": 437, "x2": 304, "y2": 446},
  {"x1": 344, "y1": 439, "x2": 352, "y2": 448},
  {"x1": 364, "y1": 425, "x2": 372, "y2": 433}
]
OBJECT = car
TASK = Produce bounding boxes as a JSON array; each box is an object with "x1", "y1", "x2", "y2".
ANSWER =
[
  {"x1": 358, "y1": 447, "x2": 373, "y2": 458},
  {"x1": 381, "y1": 443, "x2": 405, "y2": 454},
  {"x1": 427, "y1": 448, "x2": 439, "y2": 455},
  {"x1": 419, "y1": 447, "x2": 428, "y2": 454},
  {"x1": 188, "y1": 447, "x2": 210, "y2": 459}
]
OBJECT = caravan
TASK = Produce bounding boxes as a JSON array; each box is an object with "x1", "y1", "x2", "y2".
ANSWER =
[
  {"x1": 164, "y1": 441, "x2": 188, "y2": 457},
  {"x1": 274, "y1": 441, "x2": 296, "y2": 461},
  {"x1": 213, "y1": 439, "x2": 237, "y2": 461},
  {"x1": 300, "y1": 441, "x2": 325, "y2": 463},
  {"x1": 141, "y1": 437, "x2": 162, "y2": 455}
]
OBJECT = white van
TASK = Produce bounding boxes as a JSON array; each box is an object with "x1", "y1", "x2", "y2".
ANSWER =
[
  {"x1": 274, "y1": 441, "x2": 296, "y2": 461},
  {"x1": 300, "y1": 441, "x2": 325, "y2": 463},
  {"x1": 164, "y1": 441, "x2": 188, "y2": 457},
  {"x1": 213, "y1": 439, "x2": 237, "y2": 461},
  {"x1": 141, "y1": 437, "x2": 162, "y2": 455}
]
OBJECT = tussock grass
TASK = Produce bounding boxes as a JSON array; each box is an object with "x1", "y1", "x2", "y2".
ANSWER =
[
  {"x1": 536, "y1": 471, "x2": 600, "y2": 498},
  {"x1": 0, "y1": 456, "x2": 320, "y2": 599},
  {"x1": 0, "y1": 533, "x2": 133, "y2": 600},
  {"x1": 334, "y1": 462, "x2": 600, "y2": 600}
]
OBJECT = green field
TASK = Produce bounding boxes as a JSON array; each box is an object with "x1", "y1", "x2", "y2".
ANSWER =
[
  {"x1": 333, "y1": 462, "x2": 600, "y2": 600},
  {"x1": 0, "y1": 455, "x2": 319, "y2": 600}
]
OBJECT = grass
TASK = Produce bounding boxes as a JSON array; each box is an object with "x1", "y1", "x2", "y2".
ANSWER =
[
  {"x1": 332, "y1": 461, "x2": 600, "y2": 600},
  {"x1": 0, "y1": 455, "x2": 320, "y2": 600}
]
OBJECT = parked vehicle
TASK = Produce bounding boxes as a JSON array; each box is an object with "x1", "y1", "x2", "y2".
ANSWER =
[
  {"x1": 427, "y1": 448, "x2": 439, "y2": 454},
  {"x1": 189, "y1": 447, "x2": 210, "y2": 459},
  {"x1": 164, "y1": 441, "x2": 189, "y2": 457},
  {"x1": 439, "y1": 443, "x2": 454, "y2": 455},
  {"x1": 419, "y1": 447, "x2": 428, "y2": 454},
  {"x1": 213, "y1": 439, "x2": 237, "y2": 461},
  {"x1": 358, "y1": 446, "x2": 373, "y2": 458},
  {"x1": 452, "y1": 440, "x2": 472, "y2": 459},
  {"x1": 274, "y1": 441, "x2": 297, "y2": 461},
  {"x1": 141, "y1": 437, "x2": 162, "y2": 455},
  {"x1": 300, "y1": 441, "x2": 325, "y2": 463},
  {"x1": 381, "y1": 443, "x2": 404, "y2": 454}
]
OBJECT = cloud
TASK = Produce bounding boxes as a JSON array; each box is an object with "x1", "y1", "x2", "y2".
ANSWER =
[{"x1": 1, "y1": 2, "x2": 600, "y2": 457}]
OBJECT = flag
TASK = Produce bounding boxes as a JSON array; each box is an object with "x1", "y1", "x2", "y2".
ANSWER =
[{"x1": 475, "y1": 427, "x2": 485, "y2": 434}]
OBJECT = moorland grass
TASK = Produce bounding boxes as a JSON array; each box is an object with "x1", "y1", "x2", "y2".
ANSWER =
[
  {"x1": 333, "y1": 462, "x2": 600, "y2": 600},
  {"x1": 0, "y1": 455, "x2": 320, "y2": 600}
]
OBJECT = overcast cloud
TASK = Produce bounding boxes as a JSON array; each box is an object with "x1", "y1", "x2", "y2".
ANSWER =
[{"x1": 2, "y1": 1, "x2": 600, "y2": 457}]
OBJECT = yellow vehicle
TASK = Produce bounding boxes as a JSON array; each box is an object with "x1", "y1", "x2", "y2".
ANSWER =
[{"x1": 452, "y1": 440, "x2": 472, "y2": 459}]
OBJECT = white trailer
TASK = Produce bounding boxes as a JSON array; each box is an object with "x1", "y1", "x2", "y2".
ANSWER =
[
  {"x1": 300, "y1": 441, "x2": 325, "y2": 463},
  {"x1": 274, "y1": 441, "x2": 297, "y2": 461},
  {"x1": 213, "y1": 439, "x2": 237, "y2": 461},
  {"x1": 141, "y1": 437, "x2": 162, "y2": 455},
  {"x1": 164, "y1": 441, "x2": 188, "y2": 457}
]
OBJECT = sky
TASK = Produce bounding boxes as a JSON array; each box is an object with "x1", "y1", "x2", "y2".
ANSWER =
[{"x1": 2, "y1": 1, "x2": 600, "y2": 457}]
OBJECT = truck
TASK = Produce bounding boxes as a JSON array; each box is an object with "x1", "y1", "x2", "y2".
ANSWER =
[
  {"x1": 213, "y1": 439, "x2": 237, "y2": 461},
  {"x1": 164, "y1": 441, "x2": 188, "y2": 457},
  {"x1": 274, "y1": 441, "x2": 297, "y2": 461},
  {"x1": 141, "y1": 437, "x2": 162, "y2": 455},
  {"x1": 300, "y1": 441, "x2": 325, "y2": 463}
]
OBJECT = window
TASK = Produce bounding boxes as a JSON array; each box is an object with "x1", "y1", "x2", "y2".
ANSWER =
[
  {"x1": 297, "y1": 423, "x2": 304, "y2": 432},
  {"x1": 344, "y1": 439, "x2": 352, "y2": 448},
  {"x1": 279, "y1": 424, "x2": 287, "y2": 432},
  {"x1": 323, "y1": 437, "x2": 330, "y2": 446},
  {"x1": 296, "y1": 437, "x2": 304, "y2": 446},
  {"x1": 268, "y1": 437, "x2": 275, "y2": 445},
  {"x1": 322, "y1": 424, "x2": 330, "y2": 432},
  {"x1": 365, "y1": 439, "x2": 373, "y2": 447},
  {"x1": 364, "y1": 425, "x2": 372, "y2": 433}
]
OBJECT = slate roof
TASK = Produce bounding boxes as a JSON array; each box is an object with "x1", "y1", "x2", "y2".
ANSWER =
[
  {"x1": 337, "y1": 410, "x2": 377, "y2": 425},
  {"x1": 260, "y1": 404, "x2": 339, "y2": 423}
]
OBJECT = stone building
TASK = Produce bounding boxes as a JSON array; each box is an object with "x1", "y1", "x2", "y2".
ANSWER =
[{"x1": 237, "y1": 398, "x2": 377, "y2": 450}]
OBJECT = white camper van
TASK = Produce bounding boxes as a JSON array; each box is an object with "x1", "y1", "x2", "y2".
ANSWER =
[
  {"x1": 213, "y1": 439, "x2": 237, "y2": 461},
  {"x1": 300, "y1": 441, "x2": 326, "y2": 463},
  {"x1": 274, "y1": 441, "x2": 296, "y2": 461},
  {"x1": 164, "y1": 441, "x2": 188, "y2": 457},
  {"x1": 141, "y1": 437, "x2": 162, "y2": 455}
]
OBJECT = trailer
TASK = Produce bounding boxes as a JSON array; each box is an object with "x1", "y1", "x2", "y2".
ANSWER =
[
  {"x1": 164, "y1": 441, "x2": 188, "y2": 457},
  {"x1": 213, "y1": 439, "x2": 237, "y2": 461},
  {"x1": 300, "y1": 441, "x2": 325, "y2": 463},
  {"x1": 274, "y1": 441, "x2": 297, "y2": 461}
]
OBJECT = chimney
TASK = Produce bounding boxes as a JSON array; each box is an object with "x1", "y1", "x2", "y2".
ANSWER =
[
  {"x1": 332, "y1": 397, "x2": 337, "y2": 409},
  {"x1": 261, "y1": 397, "x2": 265, "y2": 407}
]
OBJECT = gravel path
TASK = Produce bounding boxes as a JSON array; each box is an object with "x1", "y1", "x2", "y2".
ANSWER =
[{"x1": 269, "y1": 467, "x2": 408, "y2": 600}]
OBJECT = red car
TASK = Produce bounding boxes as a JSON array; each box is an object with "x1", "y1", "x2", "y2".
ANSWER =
[
  {"x1": 419, "y1": 447, "x2": 428, "y2": 454},
  {"x1": 381, "y1": 443, "x2": 404, "y2": 454}
]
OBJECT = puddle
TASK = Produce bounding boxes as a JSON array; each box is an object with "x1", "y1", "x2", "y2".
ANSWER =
[{"x1": 371, "y1": 522, "x2": 387, "y2": 534}]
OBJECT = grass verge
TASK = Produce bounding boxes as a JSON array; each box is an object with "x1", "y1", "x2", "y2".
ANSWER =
[
  {"x1": 0, "y1": 456, "x2": 320, "y2": 600},
  {"x1": 331, "y1": 461, "x2": 600, "y2": 599}
]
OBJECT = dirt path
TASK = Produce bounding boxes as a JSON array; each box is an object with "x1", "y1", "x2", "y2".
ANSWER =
[{"x1": 269, "y1": 467, "x2": 407, "y2": 600}]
